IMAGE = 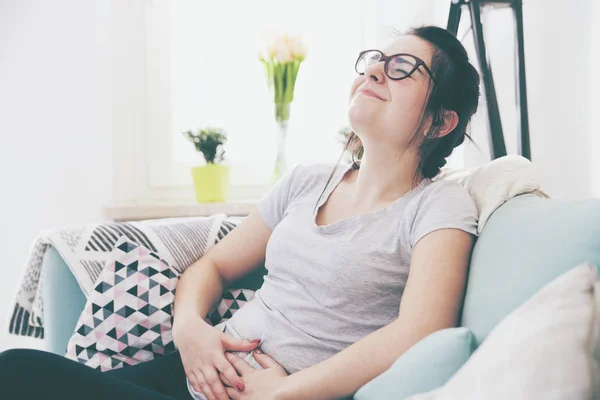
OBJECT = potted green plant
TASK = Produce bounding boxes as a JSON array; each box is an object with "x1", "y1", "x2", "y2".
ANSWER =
[{"x1": 182, "y1": 127, "x2": 229, "y2": 203}]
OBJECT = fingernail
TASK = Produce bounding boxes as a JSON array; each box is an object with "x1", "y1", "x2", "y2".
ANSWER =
[
  {"x1": 254, "y1": 348, "x2": 262, "y2": 354},
  {"x1": 236, "y1": 383, "x2": 245, "y2": 392},
  {"x1": 251, "y1": 339, "x2": 260, "y2": 344}
]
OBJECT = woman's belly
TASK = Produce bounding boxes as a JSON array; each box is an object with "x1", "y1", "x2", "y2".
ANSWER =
[{"x1": 225, "y1": 292, "x2": 345, "y2": 374}]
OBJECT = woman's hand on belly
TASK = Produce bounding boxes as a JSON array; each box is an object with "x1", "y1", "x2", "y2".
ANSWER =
[
  {"x1": 172, "y1": 315, "x2": 261, "y2": 400},
  {"x1": 222, "y1": 350, "x2": 289, "y2": 400}
]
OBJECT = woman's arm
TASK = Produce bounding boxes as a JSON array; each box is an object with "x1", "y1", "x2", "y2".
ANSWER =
[
  {"x1": 173, "y1": 208, "x2": 272, "y2": 322},
  {"x1": 276, "y1": 228, "x2": 475, "y2": 400},
  {"x1": 172, "y1": 209, "x2": 273, "y2": 400}
]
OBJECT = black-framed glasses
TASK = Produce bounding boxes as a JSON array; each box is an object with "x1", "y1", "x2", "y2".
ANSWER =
[{"x1": 355, "y1": 49, "x2": 436, "y2": 83}]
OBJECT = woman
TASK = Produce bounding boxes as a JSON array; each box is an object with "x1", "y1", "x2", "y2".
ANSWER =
[{"x1": 0, "y1": 25, "x2": 480, "y2": 400}]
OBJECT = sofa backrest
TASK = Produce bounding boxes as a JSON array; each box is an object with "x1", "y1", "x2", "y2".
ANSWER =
[{"x1": 460, "y1": 194, "x2": 600, "y2": 345}]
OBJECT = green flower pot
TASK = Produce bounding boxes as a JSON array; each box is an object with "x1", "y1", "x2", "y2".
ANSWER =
[{"x1": 191, "y1": 164, "x2": 230, "y2": 203}]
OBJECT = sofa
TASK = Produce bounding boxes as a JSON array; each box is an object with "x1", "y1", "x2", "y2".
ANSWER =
[{"x1": 42, "y1": 194, "x2": 600, "y2": 398}]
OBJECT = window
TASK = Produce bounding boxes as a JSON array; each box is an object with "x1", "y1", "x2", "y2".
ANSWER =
[
  {"x1": 114, "y1": 0, "x2": 492, "y2": 206},
  {"x1": 145, "y1": 0, "x2": 368, "y2": 197}
]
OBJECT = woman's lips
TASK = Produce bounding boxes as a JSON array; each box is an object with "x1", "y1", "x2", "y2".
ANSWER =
[{"x1": 357, "y1": 89, "x2": 385, "y2": 101}]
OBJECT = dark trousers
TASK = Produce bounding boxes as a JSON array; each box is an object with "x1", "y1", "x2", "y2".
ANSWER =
[{"x1": 0, "y1": 348, "x2": 194, "y2": 399}]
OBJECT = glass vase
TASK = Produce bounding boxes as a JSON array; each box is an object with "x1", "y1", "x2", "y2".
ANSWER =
[{"x1": 272, "y1": 103, "x2": 291, "y2": 182}]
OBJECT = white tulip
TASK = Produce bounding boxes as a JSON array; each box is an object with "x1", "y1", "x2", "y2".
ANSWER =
[
  {"x1": 290, "y1": 34, "x2": 307, "y2": 59},
  {"x1": 259, "y1": 41, "x2": 277, "y2": 61},
  {"x1": 274, "y1": 35, "x2": 294, "y2": 63},
  {"x1": 258, "y1": 29, "x2": 278, "y2": 60},
  {"x1": 259, "y1": 31, "x2": 306, "y2": 63}
]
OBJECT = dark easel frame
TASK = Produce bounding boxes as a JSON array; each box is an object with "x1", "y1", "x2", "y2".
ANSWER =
[{"x1": 447, "y1": 0, "x2": 531, "y2": 160}]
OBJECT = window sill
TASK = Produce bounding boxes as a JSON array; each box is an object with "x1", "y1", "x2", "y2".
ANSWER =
[{"x1": 103, "y1": 201, "x2": 258, "y2": 222}]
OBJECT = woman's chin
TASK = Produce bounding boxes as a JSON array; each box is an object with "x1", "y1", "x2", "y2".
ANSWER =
[{"x1": 348, "y1": 103, "x2": 378, "y2": 130}]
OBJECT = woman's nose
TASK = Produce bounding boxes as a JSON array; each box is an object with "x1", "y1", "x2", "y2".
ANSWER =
[{"x1": 364, "y1": 61, "x2": 385, "y2": 83}]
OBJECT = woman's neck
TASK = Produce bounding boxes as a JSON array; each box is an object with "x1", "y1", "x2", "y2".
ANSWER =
[{"x1": 347, "y1": 150, "x2": 422, "y2": 207}]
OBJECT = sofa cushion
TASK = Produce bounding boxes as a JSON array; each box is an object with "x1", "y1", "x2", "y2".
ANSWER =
[
  {"x1": 461, "y1": 194, "x2": 600, "y2": 345},
  {"x1": 64, "y1": 236, "x2": 259, "y2": 371},
  {"x1": 408, "y1": 262, "x2": 600, "y2": 400},
  {"x1": 354, "y1": 327, "x2": 476, "y2": 400},
  {"x1": 65, "y1": 238, "x2": 180, "y2": 370}
]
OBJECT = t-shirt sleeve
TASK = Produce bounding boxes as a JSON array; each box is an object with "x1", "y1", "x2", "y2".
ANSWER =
[
  {"x1": 257, "y1": 164, "x2": 302, "y2": 230},
  {"x1": 410, "y1": 180, "x2": 478, "y2": 248}
]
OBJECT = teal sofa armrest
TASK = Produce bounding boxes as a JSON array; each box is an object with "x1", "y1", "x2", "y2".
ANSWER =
[
  {"x1": 42, "y1": 246, "x2": 87, "y2": 355},
  {"x1": 460, "y1": 194, "x2": 600, "y2": 345},
  {"x1": 354, "y1": 328, "x2": 476, "y2": 400}
]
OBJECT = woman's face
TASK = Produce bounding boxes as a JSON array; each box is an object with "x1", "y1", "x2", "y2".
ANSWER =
[{"x1": 348, "y1": 35, "x2": 434, "y2": 151}]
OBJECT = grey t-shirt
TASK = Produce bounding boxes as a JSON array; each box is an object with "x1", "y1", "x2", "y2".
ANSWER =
[{"x1": 226, "y1": 162, "x2": 478, "y2": 374}]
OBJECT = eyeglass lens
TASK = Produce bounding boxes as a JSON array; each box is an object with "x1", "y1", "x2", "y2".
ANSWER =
[{"x1": 356, "y1": 51, "x2": 418, "y2": 80}]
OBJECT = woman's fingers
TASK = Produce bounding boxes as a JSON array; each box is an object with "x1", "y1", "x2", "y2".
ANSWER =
[
  {"x1": 219, "y1": 372, "x2": 233, "y2": 387},
  {"x1": 225, "y1": 352, "x2": 254, "y2": 376},
  {"x1": 221, "y1": 334, "x2": 260, "y2": 352},
  {"x1": 226, "y1": 387, "x2": 241, "y2": 400},
  {"x1": 187, "y1": 369, "x2": 203, "y2": 394},
  {"x1": 216, "y1": 359, "x2": 245, "y2": 392},
  {"x1": 190, "y1": 369, "x2": 217, "y2": 400},
  {"x1": 198, "y1": 381, "x2": 218, "y2": 400},
  {"x1": 252, "y1": 349, "x2": 285, "y2": 371},
  {"x1": 201, "y1": 365, "x2": 230, "y2": 400}
]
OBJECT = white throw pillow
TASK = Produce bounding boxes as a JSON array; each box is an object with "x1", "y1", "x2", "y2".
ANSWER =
[
  {"x1": 407, "y1": 262, "x2": 600, "y2": 400},
  {"x1": 435, "y1": 154, "x2": 548, "y2": 234}
]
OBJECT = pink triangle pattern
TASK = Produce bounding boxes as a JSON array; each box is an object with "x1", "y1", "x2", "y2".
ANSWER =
[{"x1": 65, "y1": 238, "x2": 255, "y2": 372}]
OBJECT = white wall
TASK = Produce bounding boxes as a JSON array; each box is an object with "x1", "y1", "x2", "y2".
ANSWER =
[
  {"x1": 0, "y1": 0, "x2": 113, "y2": 349},
  {"x1": 590, "y1": 0, "x2": 600, "y2": 198},
  {"x1": 521, "y1": 0, "x2": 595, "y2": 200}
]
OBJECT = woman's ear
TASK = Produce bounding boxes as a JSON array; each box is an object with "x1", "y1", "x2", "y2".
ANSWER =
[{"x1": 438, "y1": 110, "x2": 459, "y2": 138}]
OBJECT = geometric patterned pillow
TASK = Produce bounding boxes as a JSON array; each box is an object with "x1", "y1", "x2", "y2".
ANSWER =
[
  {"x1": 65, "y1": 237, "x2": 256, "y2": 371},
  {"x1": 65, "y1": 237, "x2": 179, "y2": 371},
  {"x1": 207, "y1": 288, "x2": 255, "y2": 326}
]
